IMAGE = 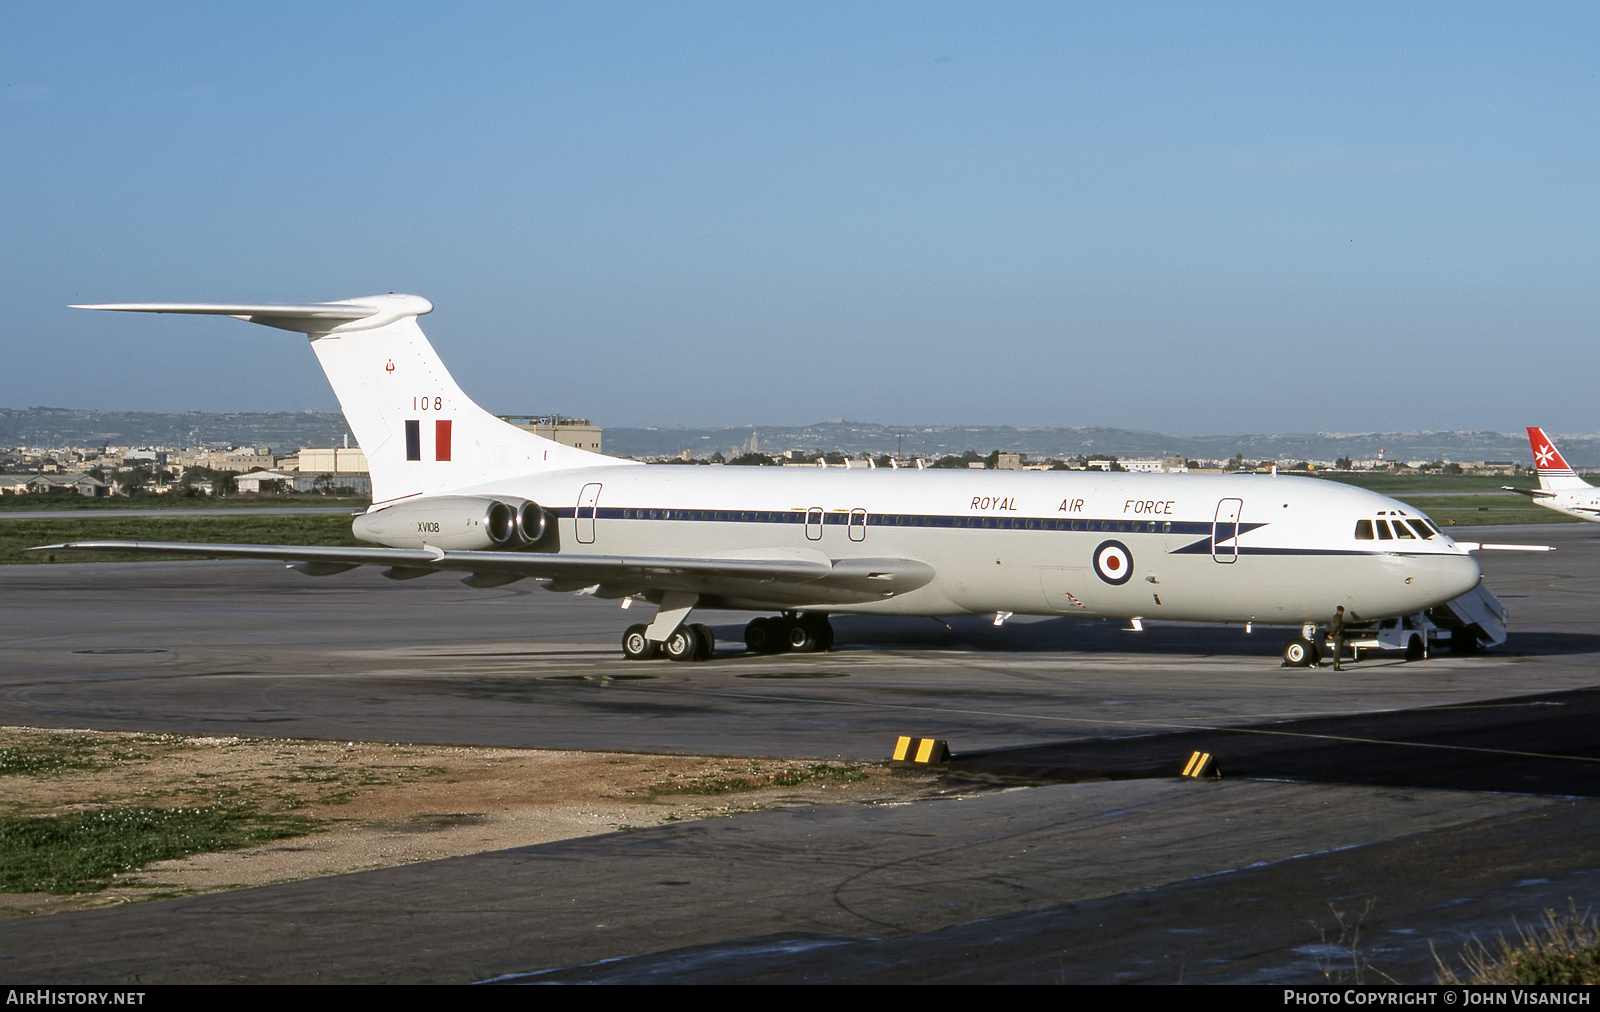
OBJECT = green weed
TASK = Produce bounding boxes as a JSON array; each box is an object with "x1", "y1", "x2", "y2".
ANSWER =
[
  {"x1": 649, "y1": 762, "x2": 867, "y2": 796},
  {"x1": 0, "y1": 734, "x2": 157, "y2": 776},
  {"x1": 0, "y1": 805, "x2": 319, "y2": 894}
]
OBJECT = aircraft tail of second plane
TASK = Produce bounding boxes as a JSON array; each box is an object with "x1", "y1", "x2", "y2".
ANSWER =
[{"x1": 1527, "y1": 426, "x2": 1591, "y2": 491}]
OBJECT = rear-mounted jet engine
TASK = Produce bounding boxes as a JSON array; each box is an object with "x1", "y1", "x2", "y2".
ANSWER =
[{"x1": 352, "y1": 496, "x2": 551, "y2": 551}]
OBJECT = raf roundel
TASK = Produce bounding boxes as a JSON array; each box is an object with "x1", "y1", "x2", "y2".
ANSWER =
[{"x1": 1092, "y1": 540, "x2": 1134, "y2": 585}]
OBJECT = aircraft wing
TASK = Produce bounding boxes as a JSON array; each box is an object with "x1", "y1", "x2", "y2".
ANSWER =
[
  {"x1": 1502, "y1": 486, "x2": 1556, "y2": 498},
  {"x1": 29, "y1": 541, "x2": 935, "y2": 606}
]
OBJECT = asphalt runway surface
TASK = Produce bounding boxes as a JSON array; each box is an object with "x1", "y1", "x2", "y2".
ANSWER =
[{"x1": 2, "y1": 523, "x2": 1599, "y2": 983}]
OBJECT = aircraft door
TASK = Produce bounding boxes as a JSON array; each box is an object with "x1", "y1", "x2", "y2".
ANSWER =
[
  {"x1": 805, "y1": 507, "x2": 823, "y2": 540},
  {"x1": 1038, "y1": 567, "x2": 1095, "y2": 614},
  {"x1": 1212, "y1": 498, "x2": 1242, "y2": 563},
  {"x1": 848, "y1": 508, "x2": 867, "y2": 542},
  {"x1": 576, "y1": 483, "x2": 602, "y2": 544}
]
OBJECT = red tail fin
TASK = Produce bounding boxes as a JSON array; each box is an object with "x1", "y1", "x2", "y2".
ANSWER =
[{"x1": 1527, "y1": 427, "x2": 1588, "y2": 490}]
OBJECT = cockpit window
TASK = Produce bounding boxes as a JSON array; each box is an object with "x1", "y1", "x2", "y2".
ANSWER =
[
  {"x1": 1392, "y1": 521, "x2": 1416, "y2": 539},
  {"x1": 1354, "y1": 519, "x2": 1374, "y2": 540},
  {"x1": 1375, "y1": 519, "x2": 1394, "y2": 540},
  {"x1": 1406, "y1": 520, "x2": 1435, "y2": 539}
]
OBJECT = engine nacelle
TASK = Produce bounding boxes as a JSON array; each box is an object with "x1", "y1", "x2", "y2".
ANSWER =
[{"x1": 353, "y1": 496, "x2": 550, "y2": 551}]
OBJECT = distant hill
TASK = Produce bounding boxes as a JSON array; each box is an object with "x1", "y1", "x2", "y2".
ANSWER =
[
  {"x1": 2, "y1": 408, "x2": 1592, "y2": 467},
  {"x1": 0, "y1": 408, "x2": 352, "y2": 451},
  {"x1": 603, "y1": 422, "x2": 1592, "y2": 467}
]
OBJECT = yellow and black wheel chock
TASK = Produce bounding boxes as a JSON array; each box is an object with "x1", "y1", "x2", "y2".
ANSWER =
[
  {"x1": 1182, "y1": 750, "x2": 1221, "y2": 779},
  {"x1": 892, "y1": 736, "x2": 951, "y2": 765}
]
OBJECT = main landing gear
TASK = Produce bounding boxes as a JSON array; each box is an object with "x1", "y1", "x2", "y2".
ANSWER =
[
  {"x1": 622, "y1": 622, "x2": 715, "y2": 662},
  {"x1": 617, "y1": 594, "x2": 834, "y2": 662},
  {"x1": 744, "y1": 613, "x2": 834, "y2": 654}
]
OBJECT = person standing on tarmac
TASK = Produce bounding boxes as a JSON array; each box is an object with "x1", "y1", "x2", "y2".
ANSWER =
[{"x1": 1326, "y1": 605, "x2": 1349, "y2": 670}]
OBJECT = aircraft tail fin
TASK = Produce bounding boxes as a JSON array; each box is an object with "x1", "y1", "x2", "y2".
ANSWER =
[
  {"x1": 72, "y1": 294, "x2": 633, "y2": 504},
  {"x1": 1526, "y1": 427, "x2": 1591, "y2": 491}
]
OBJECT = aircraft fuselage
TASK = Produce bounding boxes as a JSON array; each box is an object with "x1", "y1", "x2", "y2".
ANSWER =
[{"x1": 448, "y1": 464, "x2": 1482, "y2": 624}]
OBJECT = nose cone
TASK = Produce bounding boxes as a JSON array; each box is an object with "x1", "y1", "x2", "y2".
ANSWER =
[{"x1": 1404, "y1": 552, "x2": 1483, "y2": 609}]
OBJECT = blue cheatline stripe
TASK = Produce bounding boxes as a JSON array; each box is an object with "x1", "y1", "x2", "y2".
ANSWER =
[
  {"x1": 530, "y1": 507, "x2": 1414, "y2": 556},
  {"x1": 544, "y1": 506, "x2": 1234, "y2": 538}
]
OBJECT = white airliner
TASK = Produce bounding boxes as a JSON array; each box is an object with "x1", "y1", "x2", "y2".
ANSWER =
[
  {"x1": 43, "y1": 293, "x2": 1492, "y2": 665},
  {"x1": 1505, "y1": 427, "x2": 1600, "y2": 521}
]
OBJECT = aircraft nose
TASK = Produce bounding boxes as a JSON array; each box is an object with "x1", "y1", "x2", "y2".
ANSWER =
[{"x1": 1406, "y1": 552, "x2": 1483, "y2": 607}]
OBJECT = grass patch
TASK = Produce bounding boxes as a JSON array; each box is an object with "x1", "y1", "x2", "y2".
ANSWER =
[
  {"x1": 3, "y1": 514, "x2": 363, "y2": 565},
  {"x1": 0, "y1": 733, "x2": 158, "y2": 777},
  {"x1": 1393, "y1": 494, "x2": 1577, "y2": 527},
  {"x1": 1304, "y1": 474, "x2": 1578, "y2": 526},
  {"x1": 649, "y1": 762, "x2": 867, "y2": 796},
  {"x1": 773, "y1": 763, "x2": 868, "y2": 787},
  {"x1": 1436, "y1": 904, "x2": 1600, "y2": 985},
  {"x1": 0, "y1": 496, "x2": 369, "y2": 512},
  {"x1": 1313, "y1": 474, "x2": 1522, "y2": 493},
  {"x1": 0, "y1": 805, "x2": 318, "y2": 894}
]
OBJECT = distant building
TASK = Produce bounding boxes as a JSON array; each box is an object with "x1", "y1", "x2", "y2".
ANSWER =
[
  {"x1": 1471, "y1": 460, "x2": 1519, "y2": 475},
  {"x1": 292, "y1": 447, "x2": 369, "y2": 473},
  {"x1": 234, "y1": 469, "x2": 299, "y2": 494},
  {"x1": 500, "y1": 416, "x2": 603, "y2": 454},
  {"x1": 174, "y1": 447, "x2": 278, "y2": 473},
  {"x1": 1113, "y1": 457, "x2": 1191, "y2": 473},
  {"x1": 20, "y1": 473, "x2": 113, "y2": 497}
]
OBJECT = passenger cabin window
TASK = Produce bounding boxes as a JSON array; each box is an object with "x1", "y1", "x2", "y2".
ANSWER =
[{"x1": 1355, "y1": 520, "x2": 1374, "y2": 540}]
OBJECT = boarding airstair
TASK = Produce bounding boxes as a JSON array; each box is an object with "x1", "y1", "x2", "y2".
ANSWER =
[
  {"x1": 1427, "y1": 583, "x2": 1509, "y2": 650},
  {"x1": 1331, "y1": 584, "x2": 1507, "y2": 663}
]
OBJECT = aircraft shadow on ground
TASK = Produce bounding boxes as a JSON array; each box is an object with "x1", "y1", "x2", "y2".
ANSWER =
[
  {"x1": 949, "y1": 686, "x2": 1600, "y2": 797},
  {"x1": 1493, "y1": 631, "x2": 1600, "y2": 656},
  {"x1": 712, "y1": 615, "x2": 1284, "y2": 658},
  {"x1": 702, "y1": 620, "x2": 1600, "y2": 659}
]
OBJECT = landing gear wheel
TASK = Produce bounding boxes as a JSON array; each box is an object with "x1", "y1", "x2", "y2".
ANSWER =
[
  {"x1": 1405, "y1": 635, "x2": 1426, "y2": 662},
  {"x1": 621, "y1": 624, "x2": 657, "y2": 660},
  {"x1": 690, "y1": 623, "x2": 715, "y2": 661},
  {"x1": 786, "y1": 620, "x2": 816, "y2": 652},
  {"x1": 745, "y1": 617, "x2": 786, "y2": 654},
  {"x1": 810, "y1": 615, "x2": 835, "y2": 652},
  {"x1": 1282, "y1": 637, "x2": 1315, "y2": 667},
  {"x1": 788, "y1": 614, "x2": 832, "y2": 653},
  {"x1": 664, "y1": 626, "x2": 699, "y2": 662}
]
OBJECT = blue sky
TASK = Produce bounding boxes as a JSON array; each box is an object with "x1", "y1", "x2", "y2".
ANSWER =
[{"x1": 4, "y1": 2, "x2": 1598, "y2": 434}]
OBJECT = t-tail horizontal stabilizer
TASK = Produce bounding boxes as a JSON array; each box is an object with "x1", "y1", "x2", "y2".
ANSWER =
[{"x1": 71, "y1": 294, "x2": 635, "y2": 504}]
